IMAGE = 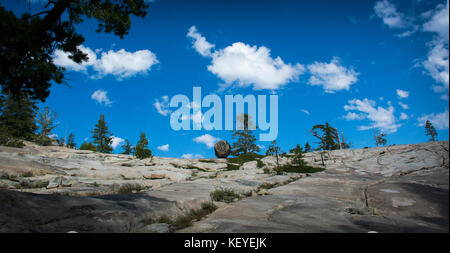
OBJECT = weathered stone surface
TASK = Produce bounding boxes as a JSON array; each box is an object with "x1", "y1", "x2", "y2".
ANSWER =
[
  {"x1": 0, "y1": 141, "x2": 448, "y2": 233},
  {"x1": 214, "y1": 140, "x2": 231, "y2": 158}
]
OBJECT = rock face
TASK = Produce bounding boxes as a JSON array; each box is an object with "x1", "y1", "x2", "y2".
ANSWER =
[
  {"x1": 0, "y1": 141, "x2": 448, "y2": 233},
  {"x1": 214, "y1": 140, "x2": 231, "y2": 158}
]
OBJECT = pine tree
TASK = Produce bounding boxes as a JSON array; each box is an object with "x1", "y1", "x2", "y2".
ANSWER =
[
  {"x1": 289, "y1": 144, "x2": 306, "y2": 168},
  {"x1": 304, "y1": 142, "x2": 311, "y2": 153},
  {"x1": 1, "y1": 1, "x2": 149, "y2": 101},
  {"x1": 91, "y1": 114, "x2": 113, "y2": 153},
  {"x1": 373, "y1": 129, "x2": 387, "y2": 147},
  {"x1": 424, "y1": 120, "x2": 438, "y2": 141},
  {"x1": 67, "y1": 132, "x2": 76, "y2": 149},
  {"x1": 266, "y1": 140, "x2": 281, "y2": 169},
  {"x1": 135, "y1": 133, "x2": 152, "y2": 159},
  {"x1": 36, "y1": 107, "x2": 58, "y2": 145},
  {"x1": 79, "y1": 141, "x2": 97, "y2": 152},
  {"x1": 0, "y1": 92, "x2": 37, "y2": 139},
  {"x1": 121, "y1": 139, "x2": 133, "y2": 155},
  {"x1": 231, "y1": 113, "x2": 260, "y2": 156},
  {"x1": 310, "y1": 122, "x2": 340, "y2": 151}
]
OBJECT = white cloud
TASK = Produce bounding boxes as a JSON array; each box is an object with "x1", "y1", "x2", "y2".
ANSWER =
[
  {"x1": 373, "y1": 0, "x2": 418, "y2": 37},
  {"x1": 193, "y1": 134, "x2": 220, "y2": 148},
  {"x1": 307, "y1": 57, "x2": 359, "y2": 93},
  {"x1": 93, "y1": 49, "x2": 158, "y2": 79},
  {"x1": 343, "y1": 112, "x2": 366, "y2": 120},
  {"x1": 157, "y1": 144, "x2": 169, "y2": 152},
  {"x1": 300, "y1": 109, "x2": 310, "y2": 115},
  {"x1": 187, "y1": 26, "x2": 215, "y2": 57},
  {"x1": 422, "y1": 1, "x2": 449, "y2": 42},
  {"x1": 423, "y1": 42, "x2": 449, "y2": 98},
  {"x1": 91, "y1": 90, "x2": 112, "y2": 106},
  {"x1": 53, "y1": 46, "x2": 158, "y2": 79},
  {"x1": 53, "y1": 45, "x2": 97, "y2": 72},
  {"x1": 153, "y1": 95, "x2": 171, "y2": 116},
  {"x1": 187, "y1": 26, "x2": 305, "y2": 90},
  {"x1": 417, "y1": 109, "x2": 449, "y2": 130},
  {"x1": 400, "y1": 112, "x2": 409, "y2": 120},
  {"x1": 344, "y1": 98, "x2": 401, "y2": 133},
  {"x1": 181, "y1": 153, "x2": 204, "y2": 159},
  {"x1": 111, "y1": 136, "x2": 125, "y2": 149},
  {"x1": 396, "y1": 89, "x2": 409, "y2": 98},
  {"x1": 374, "y1": 0, "x2": 407, "y2": 29},
  {"x1": 399, "y1": 101, "x2": 409, "y2": 109}
]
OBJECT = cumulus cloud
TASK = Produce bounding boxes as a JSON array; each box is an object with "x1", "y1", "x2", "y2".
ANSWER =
[
  {"x1": 53, "y1": 45, "x2": 158, "y2": 79},
  {"x1": 344, "y1": 98, "x2": 401, "y2": 133},
  {"x1": 181, "y1": 153, "x2": 204, "y2": 159},
  {"x1": 111, "y1": 136, "x2": 125, "y2": 149},
  {"x1": 399, "y1": 112, "x2": 409, "y2": 120},
  {"x1": 396, "y1": 89, "x2": 409, "y2": 98},
  {"x1": 399, "y1": 101, "x2": 409, "y2": 110},
  {"x1": 307, "y1": 57, "x2": 359, "y2": 93},
  {"x1": 91, "y1": 90, "x2": 112, "y2": 106},
  {"x1": 187, "y1": 26, "x2": 215, "y2": 57},
  {"x1": 373, "y1": 0, "x2": 418, "y2": 37},
  {"x1": 193, "y1": 134, "x2": 220, "y2": 148},
  {"x1": 420, "y1": 1, "x2": 449, "y2": 99},
  {"x1": 157, "y1": 144, "x2": 169, "y2": 152},
  {"x1": 374, "y1": 0, "x2": 407, "y2": 29},
  {"x1": 417, "y1": 109, "x2": 449, "y2": 130},
  {"x1": 422, "y1": 1, "x2": 449, "y2": 41},
  {"x1": 154, "y1": 95, "x2": 171, "y2": 116},
  {"x1": 422, "y1": 42, "x2": 449, "y2": 98},
  {"x1": 187, "y1": 26, "x2": 305, "y2": 90}
]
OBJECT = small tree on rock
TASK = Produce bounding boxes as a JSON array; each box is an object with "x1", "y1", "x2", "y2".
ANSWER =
[
  {"x1": 67, "y1": 133, "x2": 76, "y2": 149},
  {"x1": 91, "y1": 114, "x2": 113, "y2": 153},
  {"x1": 135, "y1": 133, "x2": 152, "y2": 159},
  {"x1": 289, "y1": 144, "x2": 307, "y2": 168},
  {"x1": 121, "y1": 139, "x2": 134, "y2": 155},
  {"x1": 266, "y1": 140, "x2": 281, "y2": 169},
  {"x1": 304, "y1": 142, "x2": 311, "y2": 153},
  {"x1": 79, "y1": 141, "x2": 97, "y2": 152},
  {"x1": 373, "y1": 129, "x2": 387, "y2": 147},
  {"x1": 231, "y1": 113, "x2": 260, "y2": 156},
  {"x1": 37, "y1": 107, "x2": 58, "y2": 145},
  {"x1": 424, "y1": 120, "x2": 438, "y2": 141}
]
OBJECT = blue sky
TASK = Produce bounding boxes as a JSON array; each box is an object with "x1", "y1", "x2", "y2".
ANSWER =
[{"x1": 2, "y1": 0, "x2": 449, "y2": 158}]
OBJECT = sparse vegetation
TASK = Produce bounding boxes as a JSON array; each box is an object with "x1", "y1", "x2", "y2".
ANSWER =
[
  {"x1": 199, "y1": 159, "x2": 216, "y2": 163},
  {"x1": 142, "y1": 202, "x2": 218, "y2": 231},
  {"x1": 226, "y1": 152, "x2": 265, "y2": 170},
  {"x1": 118, "y1": 183, "x2": 145, "y2": 194},
  {"x1": 278, "y1": 164, "x2": 325, "y2": 174},
  {"x1": 210, "y1": 189, "x2": 241, "y2": 203}
]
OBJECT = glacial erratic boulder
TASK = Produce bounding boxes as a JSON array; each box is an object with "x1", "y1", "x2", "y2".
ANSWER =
[{"x1": 214, "y1": 140, "x2": 231, "y2": 158}]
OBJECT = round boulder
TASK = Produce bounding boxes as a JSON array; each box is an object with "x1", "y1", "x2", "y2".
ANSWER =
[{"x1": 214, "y1": 140, "x2": 231, "y2": 158}]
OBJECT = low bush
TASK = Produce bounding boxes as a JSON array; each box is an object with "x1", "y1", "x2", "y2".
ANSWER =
[{"x1": 210, "y1": 189, "x2": 241, "y2": 203}]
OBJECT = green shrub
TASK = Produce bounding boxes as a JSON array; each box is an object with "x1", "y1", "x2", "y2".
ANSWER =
[
  {"x1": 278, "y1": 165, "x2": 325, "y2": 173},
  {"x1": 118, "y1": 183, "x2": 145, "y2": 194},
  {"x1": 210, "y1": 189, "x2": 241, "y2": 203},
  {"x1": 0, "y1": 134, "x2": 25, "y2": 148}
]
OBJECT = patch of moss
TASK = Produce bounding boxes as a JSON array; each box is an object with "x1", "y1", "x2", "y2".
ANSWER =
[
  {"x1": 210, "y1": 189, "x2": 241, "y2": 203},
  {"x1": 118, "y1": 183, "x2": 145, "y2": 194},
  {"x1": 225, "y1": 163, "x2": 240, "y2": 171},
  {"x1": 227, "y1": 153, "x2": 265, "y2": 164},
  {"x1": 198, "y1": 159, "x2": 217, "y2": 163},
  {"x1": 278, "y1": 165, "x2": 325, "y2": 173}
]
